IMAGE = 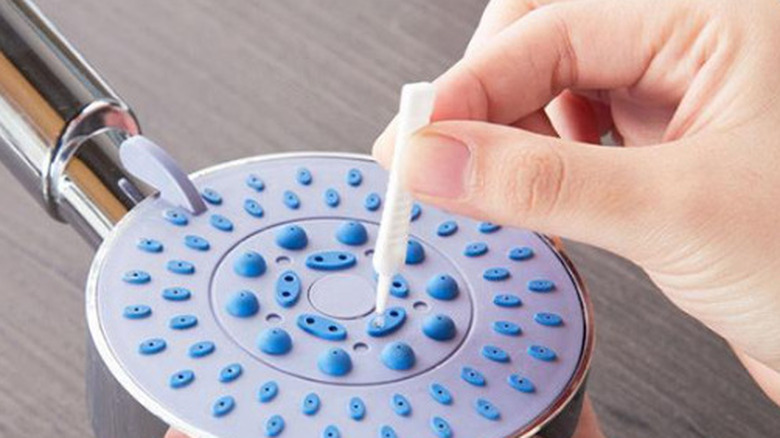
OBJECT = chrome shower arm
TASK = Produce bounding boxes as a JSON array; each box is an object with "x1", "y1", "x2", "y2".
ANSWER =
[{"x1": 0, "y1": 0, "x2": 153, "y2": 246}]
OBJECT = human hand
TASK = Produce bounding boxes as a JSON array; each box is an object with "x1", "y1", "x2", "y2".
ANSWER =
[{"x1": 373, "y1": 0, "x2": 780, "y2": 398}]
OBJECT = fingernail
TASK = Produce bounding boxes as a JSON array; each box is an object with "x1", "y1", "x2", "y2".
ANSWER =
[{"x1": 404, "y1": 132, "x2": 470, "y2": 199}]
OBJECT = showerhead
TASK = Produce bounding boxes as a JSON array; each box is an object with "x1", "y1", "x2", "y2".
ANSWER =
[{"x1": 87, "y1": 153, "x2": 593, "y2": 438}]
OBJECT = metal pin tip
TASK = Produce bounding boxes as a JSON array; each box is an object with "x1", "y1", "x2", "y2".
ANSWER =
[{"x1": 373, "y1": 315, "x2": 386, "y2": 328}]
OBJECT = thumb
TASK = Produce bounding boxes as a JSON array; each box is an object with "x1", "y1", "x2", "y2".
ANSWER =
[{"x1": 394, "y1": 120, "x2": 675, "y2": 259}]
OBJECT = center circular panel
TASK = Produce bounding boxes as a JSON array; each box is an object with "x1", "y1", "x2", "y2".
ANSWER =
[
  {"x1": 211, "y1": 219, "x2": 473, "y2": 385},
  {"x1": 308, "y1": 274, "x2": 375, "y2": 319}
]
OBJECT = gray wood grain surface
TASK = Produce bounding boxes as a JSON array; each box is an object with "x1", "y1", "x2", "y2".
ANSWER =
[{"x1": 0, "y1": 1, "x2": 778, "y2": 437}]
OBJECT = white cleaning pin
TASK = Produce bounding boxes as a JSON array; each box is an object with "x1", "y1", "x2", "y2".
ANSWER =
[{"x1": 372, "y1": 82, "x2": 436, "y2": 321}]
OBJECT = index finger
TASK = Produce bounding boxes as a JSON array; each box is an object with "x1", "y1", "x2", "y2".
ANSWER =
[
  {"x1": 465, "y1": 0, "x2": 574, "y2": 56},
  {"x1": 437, "y1": 0, "x2": 667, "y2": 124},
  {"x1": 375, "y1": 0, "x2": 678, "y2": 160}
]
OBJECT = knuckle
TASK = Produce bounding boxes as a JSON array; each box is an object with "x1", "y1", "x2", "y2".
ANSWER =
[
  {"x1": 487, "y1": 0, "x2": 542, "y2": 16},
  {"x1": 496, "y1": 145, "x2": 566, "y2": 217},
  {"x1": 526, "y1": 4, "x2": 579, "y2": 94},
  {"x1": 518, "y1": 0, "x2": 543, "y2": 12},
  {"x1": 669, "y1": 165, "x2": 722, "y2": 230}
]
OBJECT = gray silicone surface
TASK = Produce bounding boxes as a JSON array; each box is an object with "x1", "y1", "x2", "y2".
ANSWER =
[{"x1": 88, "y1": 154, "x2": 588, "y2": 438}]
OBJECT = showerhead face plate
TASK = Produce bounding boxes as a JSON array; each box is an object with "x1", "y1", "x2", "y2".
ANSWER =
[{"x1": 87, "y1": 153, "x2": 592, "y2": 438}]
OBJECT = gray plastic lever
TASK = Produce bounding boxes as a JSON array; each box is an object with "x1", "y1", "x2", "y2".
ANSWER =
[{"x1": 119, "y1": 136, "x2": 206, "y2": 215}]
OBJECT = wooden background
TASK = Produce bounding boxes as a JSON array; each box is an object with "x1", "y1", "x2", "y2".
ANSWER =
[{"x1": 0, "y1": 1, "x2": 778, "y2": 437}]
